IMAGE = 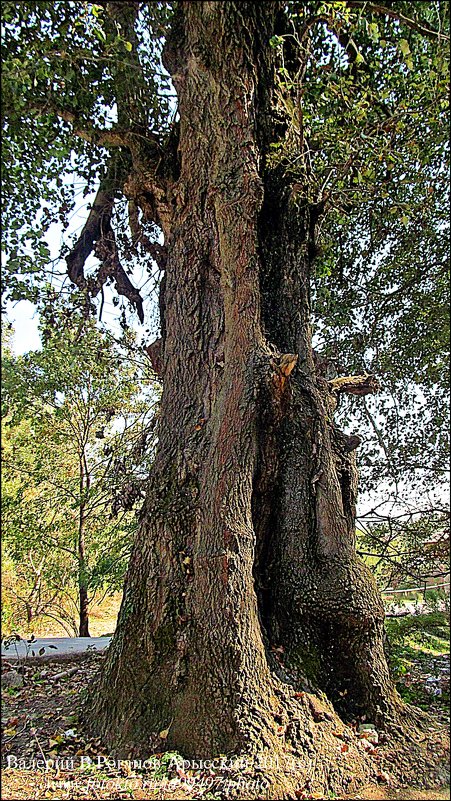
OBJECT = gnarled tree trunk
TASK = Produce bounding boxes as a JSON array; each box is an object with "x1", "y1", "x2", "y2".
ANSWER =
[{"x1": 87, "y1": 0, "x2": 401, "y2": 777}]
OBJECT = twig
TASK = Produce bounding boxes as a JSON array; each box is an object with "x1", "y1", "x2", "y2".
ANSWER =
[
  {"x1": 52, "y1": 667, "x2": 79, "y2": 681},
  {"x1": 345, "y1": 1, "x2": 450, "y2": 42},
  {"x1": 32, "y1": 727, "x2": 48, "y2": 764}
]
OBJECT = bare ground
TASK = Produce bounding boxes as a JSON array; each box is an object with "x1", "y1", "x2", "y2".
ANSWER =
[{"x1": 1, "y1": 654, "x2": 449, "y2": 801}]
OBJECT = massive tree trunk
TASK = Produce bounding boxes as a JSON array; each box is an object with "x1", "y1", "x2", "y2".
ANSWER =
[
  {"x1": 256, "y1": 173, "x2": 396, "y2": 726},
  {"x1": 87, "y1": 1, "x2": 402, "y2": 781}
]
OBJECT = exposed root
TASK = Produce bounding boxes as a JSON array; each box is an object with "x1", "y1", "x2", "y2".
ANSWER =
[{"x1": 209, "y1": 681, "x2": 450, "y2": 799}]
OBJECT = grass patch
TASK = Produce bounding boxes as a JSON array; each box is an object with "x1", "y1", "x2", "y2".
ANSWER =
[{"x1": 385, "y1": 611, "x2": 450, "y2": 711}]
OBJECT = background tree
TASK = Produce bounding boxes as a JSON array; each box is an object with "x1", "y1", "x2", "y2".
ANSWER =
[
  {"x1": 1, "y1": 306, "x2": 157, "y2": 636},
  {"x1": 1, "y1": 1, "x2": 449, "y2": 794},
  {"x1": 357, "y1": 510, "x2": 450, "y2": 595}
]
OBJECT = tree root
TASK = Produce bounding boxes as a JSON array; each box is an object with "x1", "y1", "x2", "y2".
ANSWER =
[
  {"x1": 81, "y1": 662, "x2": 449, "y2": 800},
  {"x1": 199, "y1": 684, "x2": 450, "y2": 800}
]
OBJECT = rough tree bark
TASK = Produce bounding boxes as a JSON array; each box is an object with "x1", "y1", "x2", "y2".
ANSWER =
[{"x1": 85, "y1": 0, "x2": 405, "y2": 785}]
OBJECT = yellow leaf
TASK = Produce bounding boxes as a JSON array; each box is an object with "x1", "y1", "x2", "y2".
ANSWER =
[
  {"x1": 48, "y1": 739, "x2": 60, "y2": 748},
  {"x1": 159, "y1": 728, "x2": 170, "y2": 739}
]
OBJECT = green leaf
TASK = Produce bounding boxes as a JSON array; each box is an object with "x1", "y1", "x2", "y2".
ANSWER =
[
  {"x1": 399, "y1": 39, "x2": 411, "y2": 57},
  {"x1": 368, "y1": 22, "x2": 380, "y2": 41},
  {"x1": 269, "y1": 35, "x2": 284, "y2": 48}
]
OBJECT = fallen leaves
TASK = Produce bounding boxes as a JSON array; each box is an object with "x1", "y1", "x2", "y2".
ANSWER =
[{"x1": 1, "y1": 648, "x2": 449, "y2": 800}]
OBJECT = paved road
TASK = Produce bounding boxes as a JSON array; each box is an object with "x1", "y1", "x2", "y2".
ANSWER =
[{"x1": 1, "y1": 636, "x2": 112, "y2": 660}]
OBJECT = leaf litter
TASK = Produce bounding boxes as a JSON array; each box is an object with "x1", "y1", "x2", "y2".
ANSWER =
[{"x1": 1, "y1": 652, "x2": 449, "y2": 800}]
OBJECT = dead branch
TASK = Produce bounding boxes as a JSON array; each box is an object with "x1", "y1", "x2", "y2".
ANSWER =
[
  {"x1": 66, "y1": 157, "x2": 145, "y2": 322},
  {"x1": 52, "y1": 666, "x2": 80, "y2": 681},
  {"x1": 328, "y1": 373, "x2": 380, "y2": 397},
  {"x1": 128, "y1": 200, "x2": 168, "y2": 269}
]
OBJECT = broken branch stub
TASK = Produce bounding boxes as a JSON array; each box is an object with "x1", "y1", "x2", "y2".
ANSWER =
[{"x1": 328, "y1": 373, "x2": 380, "y2": 397}]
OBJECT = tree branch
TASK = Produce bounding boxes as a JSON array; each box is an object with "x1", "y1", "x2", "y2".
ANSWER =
[
  {"x1": 298, "y1": 14, "x2": 331, "y2": 45},
  {"x1": 345, "y1": 1, "x2": 450, "y2": 42},
  {"x1": 66, "y1": 184, "x2": 115, "y2": 288},
  {"x1": 362, "y1": 397, "x2": 400, "y2": 494},
  {"x1": 66, "y1": 156, "x2": 145, "y2": 322},
  {"x1": 29, "y1": 102, "x2": 129, "y2": 147},
  {"x1": 94, "y1": 215, "x2": 144, "y2": 322},
  {"x1": 128, "y1": 200, "x2": 168, "y2": 269}
]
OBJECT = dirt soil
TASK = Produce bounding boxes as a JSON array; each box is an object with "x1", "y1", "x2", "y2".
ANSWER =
[
  {"x1": 1, "y1": 654, "x2": 449, "y2": 801},
  {"x1": 359, "y1": 790, "x2": 449, "y2": 799}
]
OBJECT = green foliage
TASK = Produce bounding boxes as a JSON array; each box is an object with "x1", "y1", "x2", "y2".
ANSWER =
[
  {"x1": 272, "y1": 1, "x2": 450, "y2": 498},
  {"x1": 1, "y1": 0, "x2": 173, "y2": 305},
  {"x1": 1, "y1": 303, "x2": 158, "y2": 632},
  {"x1": 274, "y1": 2, "x2": 449, "y2": 209},
  {"x1": 0, "y1": 1, "x2": 449, "y2": 508},
  {"x1": 149, "y1": 752, "x2": 184, "y2": 781},
  {"x1": 386, "y1": 610, "x2": 449, "y2": 645},
  {"x1": 385, "y1": 611, "x2": 450, "y2": 711}
]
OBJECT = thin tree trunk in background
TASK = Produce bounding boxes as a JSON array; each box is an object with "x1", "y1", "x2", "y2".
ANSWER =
[
  {"x1": 78, "y1": 580, "x2": 90, "y2": 638},
  {"x1": 78, "y1": 457, "x2": 91, "y2": 638},
  {"x1": 25, "y1": 554, "x2": 44, "y2": 624}
]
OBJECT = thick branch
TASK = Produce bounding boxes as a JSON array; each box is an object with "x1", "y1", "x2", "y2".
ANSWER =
[
  {"x1": 66, "y1": 185, "x2": 115, "y2": 287},
  {"x1": 93, "y1": 217, "x2": 144, "y2": 323},
  {"x1": 29, "y1": 102, "x2": 129, "y2": 147},
  {"x1": 28, "y1": 99, "x2": 172, "y2": 234},
  {"x1": 128, "y1": 200, "x2": 168, "y2": 269},
  {"x1": 66, "y1": 158, "x2": 144, "y2": 322},
  {"x1": 27, "y1": 98, "x2": 166, "y2": 177}
]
